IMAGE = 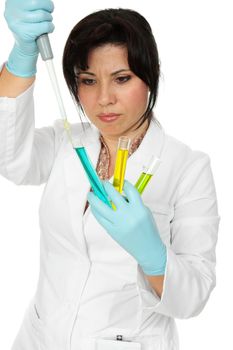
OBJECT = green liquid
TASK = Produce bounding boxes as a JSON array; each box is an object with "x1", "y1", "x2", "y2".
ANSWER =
[
  {"x1": 74, "y1": 147, "x2": 112, "y2": 207},
  {"x1": 135, "y1": 172, "x2": 153, "y2": 194}
]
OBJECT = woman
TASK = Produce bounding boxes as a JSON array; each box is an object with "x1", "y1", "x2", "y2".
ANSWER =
[{"x1": 0, "y1": 1, "x2": 220, "y2": 349}]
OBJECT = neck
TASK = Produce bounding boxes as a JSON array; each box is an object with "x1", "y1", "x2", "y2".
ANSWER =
[{"x1": 101, "y1": 120, "x2": 149, "y2": 155}]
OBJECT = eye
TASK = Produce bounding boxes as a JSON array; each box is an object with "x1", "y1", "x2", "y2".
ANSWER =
[
  {"x1": 115, "y1": 75, "x2": 131, "y2": 84},
  {"x1": 78, "y1": 78, "x2": 96, "y2": 85}
]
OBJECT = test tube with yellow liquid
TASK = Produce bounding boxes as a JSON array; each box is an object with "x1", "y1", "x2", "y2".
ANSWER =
[
  {"x1": 113, "y1": 136, "x2": 131, "y2": 193},
  {"x1": 134, "y1": 156, "x2": 161, "y2": 194}
]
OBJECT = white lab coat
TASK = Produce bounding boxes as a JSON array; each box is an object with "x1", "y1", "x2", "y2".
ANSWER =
[{"x1": 0, "y1": 83, "x2": 220, "y2": 350}]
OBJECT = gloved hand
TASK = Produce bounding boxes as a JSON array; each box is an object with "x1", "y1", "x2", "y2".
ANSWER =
[
  {"x1": 87, "y1": 180, "x2": 167, "y2": 276},
  {"x1": 4, "y1": 0, "x2": 55, "y2": 77}
]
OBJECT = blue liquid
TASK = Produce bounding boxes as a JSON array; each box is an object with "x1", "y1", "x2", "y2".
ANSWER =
[{"x1": 74, "y1": 147, "x2": 112, "y2": 208}]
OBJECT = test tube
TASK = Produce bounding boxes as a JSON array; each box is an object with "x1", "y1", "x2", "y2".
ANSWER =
[
  {"x1": 113, "y1": 136, "x2": 131, "y2": 193},
  {"x1": 134, "y1": 156, "x2": 161, "y2": 194},
  {"x1": 73, "y1": 137, "x2": 112, "y2": 208}
]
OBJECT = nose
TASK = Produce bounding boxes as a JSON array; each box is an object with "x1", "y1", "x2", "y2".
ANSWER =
[{"x1": 98, "y1": 83, "x2": 116, "y2": 107}]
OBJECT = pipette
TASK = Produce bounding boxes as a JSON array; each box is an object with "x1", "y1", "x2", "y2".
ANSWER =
[
  {"x1": 36, "y1": 34, "x2": 111, "y2": 207},
  {"x1": 134, "y1": 156, "x2": 161, "y2": 194},
  {"x1": 36, "y1": 34, "x2": 73, "y2": 145},
  {"x1": 113, "y1": 136, "x2": 131, "y2": 193}
]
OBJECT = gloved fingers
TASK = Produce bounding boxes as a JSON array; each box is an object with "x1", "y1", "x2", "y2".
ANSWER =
[
  {"x1": 22, "y1": 10, "x2": 53, "y2": 23},
  {"x1": 17, "y1": 22, "x2": 55, "y2": 38},
  {"x1": 21, "y1": 0, "x2": 55, "y2": 13},
  {"x1": 103, "y1": 181, "x2": 127, "y2": 209},
  {"x1": 90, "y1": 207, "x2": 113, "y2": 232},
  {"x1": 123, "y1": 180, "x2": 143, "y2": 205},
  {"x1": 87, "y1": 192, "x2": 115, "y2": 222}
]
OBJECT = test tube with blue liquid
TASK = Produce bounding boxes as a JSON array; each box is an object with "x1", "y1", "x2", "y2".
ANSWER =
[{"x1": 73, "y1": 138, "x2": 112, "y2": 208}]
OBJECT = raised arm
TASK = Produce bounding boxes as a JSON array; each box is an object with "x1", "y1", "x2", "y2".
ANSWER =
[
  {"x1": 0, "y1": 65, "x2": 34, "y2": 97},
  {"x1": 0, "y1": 0, "x2": 54, "y2": 97},
  {"x1": 0, "y1": 0, "x2": 64, "y2": 186}
]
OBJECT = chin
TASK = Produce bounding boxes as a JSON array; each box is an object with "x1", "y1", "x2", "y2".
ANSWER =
[{"x1": 100, "y1": 125, "x2": 124, "y2": 136}]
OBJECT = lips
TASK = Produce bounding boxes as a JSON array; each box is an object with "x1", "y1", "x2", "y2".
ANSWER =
[{"x1": 98, "y1": 113, "x2": 120, "y2": 122}]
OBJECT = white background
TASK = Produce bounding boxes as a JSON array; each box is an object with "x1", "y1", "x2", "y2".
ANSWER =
[{"x1": 0, "y1": 0, "x2": 232, "y2": 348}]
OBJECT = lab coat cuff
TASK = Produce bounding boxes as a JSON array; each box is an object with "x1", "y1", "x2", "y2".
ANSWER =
[
  {"x1": 150, "y1": 246, "x2": 169, "y2": 303},
  {"x1": 138, "y1": 247, "x2": 174, "y2": 315},
  {"x1": 0, "y1": 62, "x2": 35, "y2": 101}
]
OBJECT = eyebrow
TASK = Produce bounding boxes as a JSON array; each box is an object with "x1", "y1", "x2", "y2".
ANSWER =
[{"x1": 77, "y1": 69, "x2": 131, "y2": 76}]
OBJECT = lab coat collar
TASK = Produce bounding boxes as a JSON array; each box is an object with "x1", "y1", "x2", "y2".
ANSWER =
[
  {"x1": 77, "y1": 123, "x2": 102, "y2": 168},
  {"x1": 80, "y1": 116, "x2": 165, "y2": 171},
  {"x1": 124, "y1": 117, "x2": 165, "y2": 184},
  {"x1": 128, "y1": 117, "x2": 165, "y2": 165}
]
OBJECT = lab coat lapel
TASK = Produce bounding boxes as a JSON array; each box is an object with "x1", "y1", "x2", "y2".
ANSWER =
[
  {"x1": 125, "y1": 118, "x2": 165, "y2": 184},
  {"x1": 82, "y1": 125, "x2": 101, "y2": 167}
]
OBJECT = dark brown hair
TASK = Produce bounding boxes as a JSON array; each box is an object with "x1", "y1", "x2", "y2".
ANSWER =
[{"x1": 63, "y1": 8, "x2": 161, "y2": 128}]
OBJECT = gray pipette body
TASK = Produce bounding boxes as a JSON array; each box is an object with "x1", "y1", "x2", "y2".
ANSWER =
[{"x1": 36, "y1": 34, "x2": 53, "y2": 60}]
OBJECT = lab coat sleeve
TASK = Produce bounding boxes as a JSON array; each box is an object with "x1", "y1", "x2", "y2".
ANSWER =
[
  {"x1": 0, "y1": 82, "x2": 65, "y2": 185},
  {"x1": 151, "y1": 152, "x2": 220, "y2": 319}
]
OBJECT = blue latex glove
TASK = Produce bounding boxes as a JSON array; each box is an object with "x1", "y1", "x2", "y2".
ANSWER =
[
  {"x1": 87, "y1": 180, "x2": 167, "y2": 276},
  {"x1": 4, "y1": 0, "x2": 55, "y2": 77}
]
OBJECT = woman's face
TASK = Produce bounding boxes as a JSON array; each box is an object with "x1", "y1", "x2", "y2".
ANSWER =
[{"x1": 77, "y1": 44, "x2": 149, "y2": 139}]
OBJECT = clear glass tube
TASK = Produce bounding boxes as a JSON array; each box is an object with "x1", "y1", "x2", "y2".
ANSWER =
[
  {"x1": 44, "y1": 59, "x2": 75, "y2": 147},
  {"x1": 45, "y1": 60, "x2": 67, "y2": 121},
  {"x1": 113, "y1": 136, "x2": 131, "y2": 193}
]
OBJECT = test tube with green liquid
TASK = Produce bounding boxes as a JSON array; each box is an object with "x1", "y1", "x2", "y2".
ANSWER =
[
  {"x1": 113, "y1": 136, "x2": 131, "y2": 193},
  {"x1": 134, "y1": 156, "x2": 161, "y2": 194}
]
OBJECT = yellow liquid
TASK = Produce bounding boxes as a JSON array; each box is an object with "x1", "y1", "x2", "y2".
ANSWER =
[
  {"x1": 135, "y1": 172, "x2": 153, "y2": 194},
  {"x1": 113, "y1": 149, "x2": 129, "y2": 193}
]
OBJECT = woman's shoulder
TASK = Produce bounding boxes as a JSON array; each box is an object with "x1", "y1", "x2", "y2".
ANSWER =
[
  {"x1": 165, "y1": 132, "x2": 209, "y2": 158},
  {"x1": 161, "y1": 128, "x2": 211, "y2": 175},
  {"x1": 150, "y1": 117, "x2": 210, "y2": 164}
]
